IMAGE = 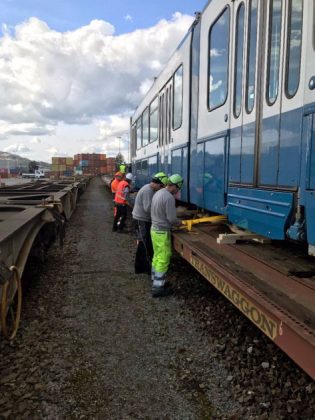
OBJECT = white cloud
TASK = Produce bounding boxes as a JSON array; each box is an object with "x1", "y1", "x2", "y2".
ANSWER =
[
  {"x1": 209, "y1": 75, "x2": 222, "y2": 93},
  {"x1": 30, "y1": 136, "x2": 41, "y2": 144},
  {"x1": 4, "y1": 143, "x2": 31, "y2": 153},
  {"x1": 46, "y1": 147, "x2": 58, "y2": 155},
  {"x1": 0, "y1": 12, "x2": 194, "y2": 159},
  {"x1": 124, "y1": 15, "x2": 133, "y2": 23},
  {"x1": 98, "y1": 114, "x2": 130, "y2": 158},
  {"x1": 210, "y1": 48, "x2": 223, "y2": 57},
  {"x1": 45, "y1": 146, "x2": 70, "y2": 158}
]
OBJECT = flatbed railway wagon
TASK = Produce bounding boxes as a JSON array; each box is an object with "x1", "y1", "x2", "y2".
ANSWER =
[
  {"x1": 130, "y1": 0, "x2": 315, "y2": 379},
  {"x1": 0, "y1": 178, "x2": 88, "y2": 340}
]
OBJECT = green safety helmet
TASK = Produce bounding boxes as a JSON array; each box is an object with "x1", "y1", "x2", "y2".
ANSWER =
[
  {"x1": 152, "y1": 172, "x2": 168, "y2": 186},
  {"x1": 169, "y1": 174, "x2": 184, "y2": 189}
]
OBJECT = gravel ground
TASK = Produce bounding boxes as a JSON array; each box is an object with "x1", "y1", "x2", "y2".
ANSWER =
[{"x1": 0, "y1": 177, "x2": 314, "y2": 419}]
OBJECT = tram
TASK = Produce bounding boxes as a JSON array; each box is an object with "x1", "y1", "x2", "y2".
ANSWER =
[{"x1": 130, "y1": 0, "x2": 315, "y2": 255}]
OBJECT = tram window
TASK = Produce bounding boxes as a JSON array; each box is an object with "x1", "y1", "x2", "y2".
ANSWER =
[
  {"x1": 141, "y1": 159, "x2": 148, "y2": 176},
  {"x1": 159, "y1": 96, "x2": 162, "y2": 146},
  {"x1": 166, "y1": 87, "x2": 169, "y2": 144},
  {"x1": 136, "y1": 117, "x2": 142, "y2": 150},
  {"x1": 160, "y1": 93, "x2": 165, "y2": 145},
  {"x1": 246, "y1": 0, "x2": 258, "y2": 113},
  {"x1": 168, "y1": 86, "x2": 172, "y2": 142},
  {"x1": 136, "y1": 161, "x2": 141, "y2": 175},
  {"x1": 131, "y1": 124, "x2": 136, "y2": 158},
  {"x1": 285, "y1": 0, "x2": 302, "y2": 98},
  {"x1": 267, "y1": 0, "x2": 282, "y2": 105},
  {"x1": 173, "y1": 65, "x2": 183, "y2": 130},
  {"x1": 142, "y1": 107, "x2": 149, "y2": 146},
  {"x1": 208, "y1": 7, "x2": 230, "y2": 111},
  {"x1": 234, "y1": 3, "x2": 245, "y2": 118},
  {"x1": 148, "y1": 155, "x2": 157, "y2": 175},
  {"x1": 149, "y1": 97, "x2": 158, "y2": 143}
]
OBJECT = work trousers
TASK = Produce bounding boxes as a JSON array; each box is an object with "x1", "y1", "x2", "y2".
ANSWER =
[
  {"x1": 113, "y1": 204, "x2": 127, "y2": 231},
  {"x1": 151, "y1": 229, "x2": 172, "y2": 274}
]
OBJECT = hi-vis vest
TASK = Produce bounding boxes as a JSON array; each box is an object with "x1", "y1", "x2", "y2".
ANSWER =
[
  {"x1": 114, "y1": 180, "x2": 129, "y2": 204},
  {"x1": 111, "y1": 178, "x2": 121, "y2": 193}
]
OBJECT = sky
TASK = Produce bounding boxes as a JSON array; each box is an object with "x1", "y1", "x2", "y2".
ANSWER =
[{"x1": 0, "y1": 0, "x2": 206, "y2": 163}]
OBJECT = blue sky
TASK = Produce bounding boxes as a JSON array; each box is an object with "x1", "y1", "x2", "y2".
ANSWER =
[
  {"x1": 0, "y1": 0, "x2": 207, "y2": 162},
  {"x1": 0, "y1": 0, "x2": 206, "y2": 34}
]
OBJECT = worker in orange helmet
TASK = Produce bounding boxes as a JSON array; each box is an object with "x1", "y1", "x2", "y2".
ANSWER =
[{"x1": 110, "y1": 171, "x2": 124, "y2": 199}]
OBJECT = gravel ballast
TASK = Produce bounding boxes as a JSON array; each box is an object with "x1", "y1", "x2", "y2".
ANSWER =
[{"x1": 0, "y1": 177, "x2": 314, "y2": 419}]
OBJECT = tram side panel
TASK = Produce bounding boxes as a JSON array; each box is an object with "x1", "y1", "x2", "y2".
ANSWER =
[
  {"x1": 227, "y1": 0, "x2": 298, "y2": 239},
  {"x1": 192, "y1": 0, "x2": 315, "y2": 250}
]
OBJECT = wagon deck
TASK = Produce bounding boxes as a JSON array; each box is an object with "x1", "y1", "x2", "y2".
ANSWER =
[{"x1": 173, "y1": 225, "x2": 315, "y2": 380}]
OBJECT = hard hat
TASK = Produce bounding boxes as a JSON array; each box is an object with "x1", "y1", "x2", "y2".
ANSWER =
[
  {"x1": 169, "y1": 173, "x2": 184, "y2": 189},
  {"x1": 125, "y1": 173, "x2": 133, "y2": 181},
  {"x1": 152, "y1": 172, "x2": 168, "y2": 186},
  {"x1": 115, "y1": 171, "x2": 123, "y2": 178}
]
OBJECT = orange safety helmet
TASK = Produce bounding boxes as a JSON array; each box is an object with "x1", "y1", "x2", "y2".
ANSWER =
[{"x1": 114, "y1": 171, "x2": 123, "y2": 179}]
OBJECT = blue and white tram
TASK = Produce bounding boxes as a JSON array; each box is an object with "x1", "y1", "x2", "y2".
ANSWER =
[
  {"x1": 131, "y1": 0, "x2": 315, "y2": 255},
  {"x1": 130, "y1": 26, "x2": 192, "y2": 202}
]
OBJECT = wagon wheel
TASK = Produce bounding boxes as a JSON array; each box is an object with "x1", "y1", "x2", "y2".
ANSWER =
[{"x1": 1, "y1": 266, "x2": 22, "y2": 340}]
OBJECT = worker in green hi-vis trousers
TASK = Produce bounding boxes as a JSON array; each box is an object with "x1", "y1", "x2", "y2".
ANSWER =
[{"x1": 150, "y1": 174, "x2": 184, "y2": 297}]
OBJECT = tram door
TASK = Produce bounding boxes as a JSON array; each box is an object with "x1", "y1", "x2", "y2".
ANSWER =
[
  {"x1": 229, "y1": 0, "x2": 259, "y2": 186},
  {"x1": 258, "y1": 0, "x2": 303, "y2": 188},
  {"x1": 257, "y1": 0, "x2": 287, "y2": 187},
  {"x1": 195, "y1": 0, "x2": 231, "y2": 212},
  {"x1": 230, "y1": 0, "x2": 303, "y2": 188}
]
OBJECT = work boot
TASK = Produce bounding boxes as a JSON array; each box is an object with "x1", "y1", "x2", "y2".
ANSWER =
[
  {"x1": 150, "y1": 266, "x2": 155, "y2": 282},
  {"x1": 152, "y1": 272, "x2": 173, "y2": 298}
]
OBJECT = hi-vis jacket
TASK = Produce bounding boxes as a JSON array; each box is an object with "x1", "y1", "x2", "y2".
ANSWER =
[
  {"x1": 114, "y1": 180, "x2": 130, "y2": 204},
  {"x1": 111, "y1": 178, "x2": 121, "y2": 194}
]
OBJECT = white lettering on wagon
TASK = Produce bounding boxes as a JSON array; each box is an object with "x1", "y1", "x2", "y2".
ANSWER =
[{"x1": 190, "y1": 255, "x2": 278, "y2": 340}]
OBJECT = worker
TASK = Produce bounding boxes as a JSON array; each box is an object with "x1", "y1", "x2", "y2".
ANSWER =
[
  {"x1": 132, "y1": 172, "x2": 169, "y2": 274},
  {"x1": 113, "y1": 173, "x2": 133, "y2": 232},
  {"x1": 150, "y1": 174, "x2": 184, "y2": 297},
  {"x1": 110, "y1": 171, "x2": 124, "y2": 199},
  {"x1": 119, "y1": 163, "x2": 126, "y2": 174}
]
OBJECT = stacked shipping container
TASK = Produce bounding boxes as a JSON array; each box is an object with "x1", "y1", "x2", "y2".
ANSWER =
[
  {"x1": 73, "y1": 153, "x2": 108, "y2": 176},
  {"x1": 50, "y1": 154, "x2": 119, "y2": 177},
  {"x1": 106, "y1": 157, "x2": 116, "y2": 175},
  {"x1": 51, "y1": 157, "x2": 74, "y2": 177}
]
